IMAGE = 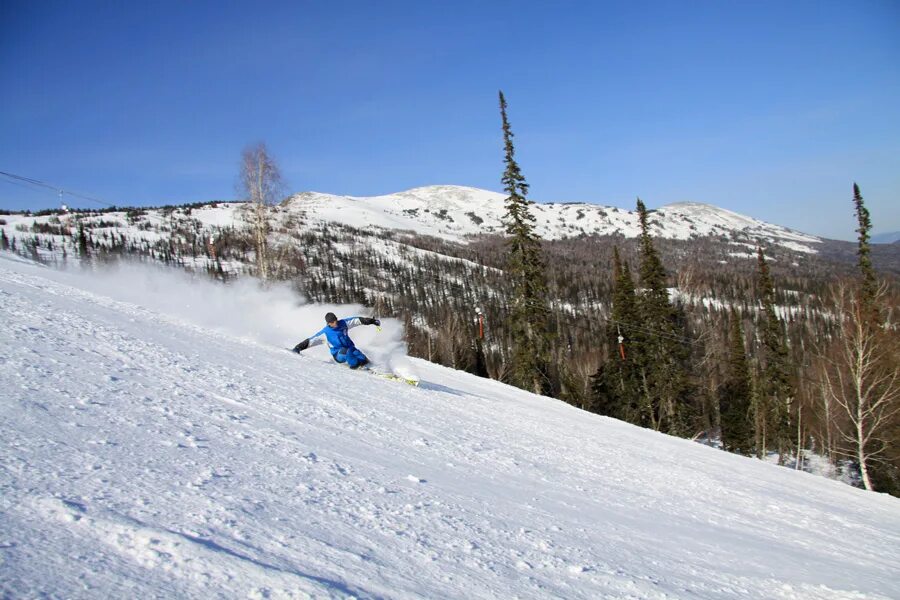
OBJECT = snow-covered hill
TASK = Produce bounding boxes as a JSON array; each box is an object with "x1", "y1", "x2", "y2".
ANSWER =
[
  {"x1": 2, "y1": 255, "x2": 898, "y2": 599},
  {"x1": 285, "y1": 185, "x2": 823, "y2": 252},
  {"x1": 0, "y1": 185, "x2": 824, "y2": 269}
]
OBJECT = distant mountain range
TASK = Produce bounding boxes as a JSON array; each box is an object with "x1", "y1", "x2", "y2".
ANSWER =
[
  {"x1": 872, "y1": 231, "x2": 900, "y2": 244},
  {"x1": 286, "y1": 185, "x2": 823, "y2": 254}
]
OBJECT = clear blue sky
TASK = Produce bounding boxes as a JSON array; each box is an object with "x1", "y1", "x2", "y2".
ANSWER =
[{"x1": 2, "y1": 1, "x2": 898, "y2": 240}]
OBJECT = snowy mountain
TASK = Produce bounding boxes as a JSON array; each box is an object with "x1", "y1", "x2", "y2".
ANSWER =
[
  {"x1": 0, "y1": 184, "x2": 838, "y2": 285},
  {"x1": 285, "y1": 185, "x2": 823, "y2": 253},
  {"x1": 2, "y1": 254, "x2": 898, "y2": 599}
]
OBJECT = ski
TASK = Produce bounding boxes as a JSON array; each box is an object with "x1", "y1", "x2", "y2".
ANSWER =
[
  {"x1": 286, "y1": 349, "x2": 419, "y2": 386},
  {"x1": 361, "y1": 367, "x2": 420, "y2": 387}
]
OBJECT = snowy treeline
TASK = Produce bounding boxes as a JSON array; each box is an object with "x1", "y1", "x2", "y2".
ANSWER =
[{"x1": 1, "y1": 189, "x2": 898, "y2": 494}]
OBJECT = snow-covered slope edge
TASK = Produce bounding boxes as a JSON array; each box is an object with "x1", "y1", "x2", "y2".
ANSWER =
[{"x1": 2, "y1": 257, "x2": 897, "y2": 599}]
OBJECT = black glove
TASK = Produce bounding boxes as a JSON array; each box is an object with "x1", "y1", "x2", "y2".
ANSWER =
[
  {"x1": 360, "y1": 317, "x2": 381, "y2": 326},
  {"x1": 292, "y1": 339, "x2": 309, "y2": 353}
]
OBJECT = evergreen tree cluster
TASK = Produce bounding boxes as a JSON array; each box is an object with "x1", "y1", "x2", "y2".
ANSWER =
[
  {"x1": 590, "y1": 200, "x2": 696, "y2": 436},
  {"x1": 755, "y1": 248, "x2": 795, "y2": 460}
]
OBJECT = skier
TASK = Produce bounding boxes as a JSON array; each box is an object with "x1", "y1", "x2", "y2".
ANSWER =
[{"x1": 292, "y1": 312, "x2": 381, "y2": 369}]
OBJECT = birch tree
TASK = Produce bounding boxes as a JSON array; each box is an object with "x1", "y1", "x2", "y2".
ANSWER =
[
  {"x1": 239, "y1": 142, "x2": 284, "y2": 281},
  {"x1": 821, "y1": 282, "x2": 900, "y2": 490}
]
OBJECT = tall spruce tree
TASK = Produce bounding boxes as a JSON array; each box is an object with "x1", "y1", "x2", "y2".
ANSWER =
[
  {"x1": 634, "y1": 199, "x2": 695, "y2": 436},
  {"x1": 498, "y1": 90, "x2": 551, "y2": 395},
  {"x1": 755, "y1": 247, "x2": 794, "y2": 460},
  {"x1": 853, "y1": 183, "x2": 879, "y2": 320},
  {"x1": 719, "y1": 310, "x2": 754, "y2": 455},
  {"x1": 590, "y1": 247, "x2": 644, "y2": 423}
]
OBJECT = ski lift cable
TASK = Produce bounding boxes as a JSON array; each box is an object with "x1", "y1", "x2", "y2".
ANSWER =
[
  {"x1": 0, "y1": 170, "x2": 60, "y2": 192},
  {"x1": 0, "y1": 177, "x2": 51, "y2": 194},
  {"x1": 600, "y1": 315, "x2": 705, "y2": 347},
  {"x1": 0, "y1": 170, "x2": 117, "y2": 209}
]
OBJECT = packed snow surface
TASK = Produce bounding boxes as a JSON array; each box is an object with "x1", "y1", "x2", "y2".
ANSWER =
[{"x1": 2, "y1": 255, "x2": 897, "y2": 599}]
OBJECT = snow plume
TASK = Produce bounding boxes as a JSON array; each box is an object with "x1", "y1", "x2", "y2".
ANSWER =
[
  {"x1": 359, "y1": 320, "x2": 418, "y2": 381},
  {"x1": 34, "y1": 259, "x2": 410, "y2": 367}
]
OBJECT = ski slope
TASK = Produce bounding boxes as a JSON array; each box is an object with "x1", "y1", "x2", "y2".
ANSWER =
[{"x1": 1, "y1": 255, "x2": 898, "y2": 599}]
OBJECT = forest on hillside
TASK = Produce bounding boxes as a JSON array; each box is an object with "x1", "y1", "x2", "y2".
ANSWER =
[{"x1": 2, "y1": 185, "x2": 899, "y2": 496}]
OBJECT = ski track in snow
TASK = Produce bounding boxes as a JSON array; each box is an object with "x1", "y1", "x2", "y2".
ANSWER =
[{"x1": 1, "y1": 257, "x2": 898, "y2": 599}]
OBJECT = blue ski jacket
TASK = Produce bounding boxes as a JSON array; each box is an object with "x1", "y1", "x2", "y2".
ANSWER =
[{"x1": 296, "y1": 316, "x2": 379, "y2": 356}]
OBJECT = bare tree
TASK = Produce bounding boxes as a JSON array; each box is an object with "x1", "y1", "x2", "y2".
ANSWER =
[
  {"x1": 808, "y1": 354, "x2": 839, "y2": 464},
  {"x1": 820, "y1": 281, "x2": 900, "y2": 490},
  {"x1": 239, "y1": 142, "x2": 284, "y2": 281}
]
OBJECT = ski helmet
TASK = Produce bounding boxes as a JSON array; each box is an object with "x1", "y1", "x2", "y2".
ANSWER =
[{"x1": 325, "y1": 312, "x2": 338, "y2": 324}]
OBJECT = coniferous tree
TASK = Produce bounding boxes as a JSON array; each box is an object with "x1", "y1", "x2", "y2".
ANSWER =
[
  {"x1": 756, "y1": 247, "x2": 794, "y2": 460},
  {"x1": 0, "y1": 228, "x2": 8, "y2": 251},
  {"x1": 591, "y1": 247, "x2": 644, "y2": 423},
  {"x1": 473, "y1": 337, "x2": 489, "y2": 378},
  {"x1": 634, "y1": 199, "x2": 695, "y2": 436},
  {"x1": 719, "y1": 310, "x2": 754, "y2": 454},
  {"x1": 77, "y1": 222, "x2": 89, "y2": 259},
  {"x1": 498, "y1": 90, "x2": 551, "y2": 395},
  {"x1": 853, "y1": 183, "x2": 878, "y2": 314}
]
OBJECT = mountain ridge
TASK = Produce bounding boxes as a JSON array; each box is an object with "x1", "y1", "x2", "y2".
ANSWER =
[{"x1": 284, "y1": 184, "x2": 823, "y2": 253}]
